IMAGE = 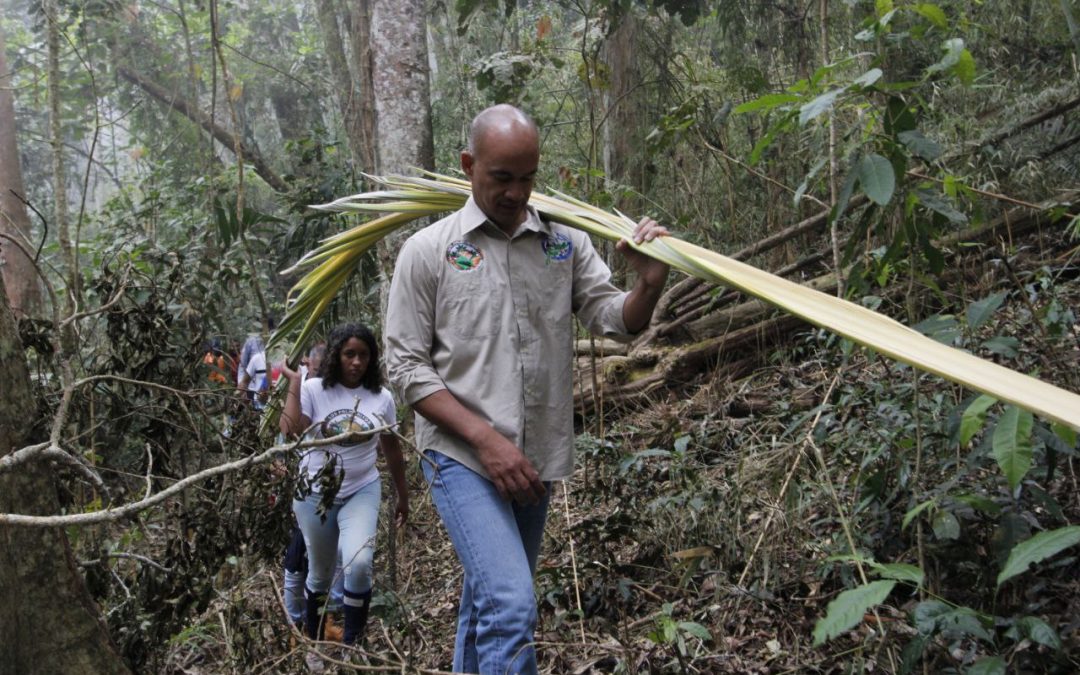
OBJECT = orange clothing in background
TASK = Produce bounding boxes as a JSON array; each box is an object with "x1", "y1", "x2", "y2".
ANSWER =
[{"x1": 203, "y1": 352, "x2": 228, "y2": 384}]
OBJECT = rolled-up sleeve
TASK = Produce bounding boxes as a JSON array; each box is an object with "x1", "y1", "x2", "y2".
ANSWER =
[
  {"x1": 385, "y1": 235, "x2": 447, "y2": 405},
  {"x1": 570, "y1": 232, "x2": 632, "y2": 339}
]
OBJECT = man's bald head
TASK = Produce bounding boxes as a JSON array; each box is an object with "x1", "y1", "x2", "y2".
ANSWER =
[
  {"x1": 461, "y1": 105, "x2": 541, "y2": 233},
  {"x1": 466, "y1": 104, "x2": 539, "y2": 155}
]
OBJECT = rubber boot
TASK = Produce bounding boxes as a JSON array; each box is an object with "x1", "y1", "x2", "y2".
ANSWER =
[
  {"x1": 304, "y1": 588, "x2": 328, "y2": 640},
  {"x1": 342, "y1": 589, "x2": 372, "y2": 645}
]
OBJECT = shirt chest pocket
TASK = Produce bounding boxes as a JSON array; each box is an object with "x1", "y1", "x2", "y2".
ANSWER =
[
  {"x1": 535, "y1": 255, "x2": 573, "y2": 326},
  {"x1": 438, "y1": 269, "x2": 506, "y2": 338}
]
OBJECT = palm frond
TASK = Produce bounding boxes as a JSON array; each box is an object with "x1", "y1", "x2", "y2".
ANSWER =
[{"x1": 271, "y1": 173, "x2": 1080, "y2": 430}]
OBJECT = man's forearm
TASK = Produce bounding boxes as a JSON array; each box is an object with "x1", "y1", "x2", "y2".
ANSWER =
[
  {"x1": 412, "y1": 389, "x2": 499, "y2": 449},
  {"x1": 622, "y1": 276, "x2": 667, "y2": 333}
]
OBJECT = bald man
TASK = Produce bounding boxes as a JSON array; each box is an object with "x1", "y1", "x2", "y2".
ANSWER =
[{"x1": 385, "y1": 104, "x2": 669, "y2": 674}]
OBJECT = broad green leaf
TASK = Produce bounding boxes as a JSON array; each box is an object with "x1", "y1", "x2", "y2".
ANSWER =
[
  {"x1": 966, "y1": 657, "x2": 1006, "y2": 675},
  {"x1": 734, "y1": 93, "x2": 800, "y2": 114},
  {"x1": 832, "y1": 160, "x2": 860, "y2": 224},
  {"x1": 1015, "y1": 616, "x2": 1062, "y2": 650},
  {"x1": 960, "y1": 394, "x2": 997, "y2": 448},
  {"x1": 980, "y1": 336, "x2": 1019, "y2": 358},
  {"x1": 897, "y1": 129, "x2": 943, "y2": 160},
  {"x1": 953, "y1": 493, "x2": 1001, "y2": 516},
  {"x1": 813, "y1": 580, "x2": 896, "y2": 646},
  {"x1": 902, "y1": 499, "x2": 935, "y2": 530},
  {"x1": 749, "y1": 126, "x2": 780, "y2": 165},
  {"x1": 912, "y1": 601, "x2": 992, "y2": 641},
  {"x1": 870, "y1": 562, "x2": 924, "y2": 586},
  {"x1": 857, "y1": 153, "x2": 896, "y2": 206},
  {"x1": 932, "y1": 510, "x2": 960, "y2": 540},
  {"x1": 678, "y1": 621, "x2": 712, "y2": 641},
  {"x1": 852, "y1": 68, "x2": 883, "y2": 88},
  {"x1": 991, "y1": 406, "x2": 1034, "y2": 492},
  {"x1": 914, "y1": 3, "x2": 948, "y2": 29},
  {"x1": 1015, "y1": 617, "x2": 1058, "y2": 648},
  {"x1": 915, "y1": 189, "x2": 968, "y2": 224},
  {"x1": 997, "y1": 526, "x2": 1080, "y2": 587},
  {"x1": 885, "y1": 96, "x2": 917, "y2": 135},
  {"x1": 912, "y1": 600, "x2": 949, "y2": 634},
  {"x1": 1053, "y1": 422, "x2": 1077, "y2": 448},
  {"x1": 876, "y1": 0, "x2": 894, "y2": 18},
  {"x1": 799, "y1": 89, "x2": 842, "y2": 126},
  {"x1": 967, "y1": 292, "x2": 1007, "y2": 329}
]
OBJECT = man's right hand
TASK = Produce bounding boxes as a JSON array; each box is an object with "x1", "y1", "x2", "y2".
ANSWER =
[
  {"x1": 413, "y1": 389, "x2": 547, "y2": 504},
  {"x1": 473, "y1": 428, "x2": 546, "y2": 505}
]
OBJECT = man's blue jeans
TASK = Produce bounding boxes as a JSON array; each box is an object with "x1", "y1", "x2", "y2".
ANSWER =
[{"x1": 422, "y1": 450, "x2": 550, "y2": 675}]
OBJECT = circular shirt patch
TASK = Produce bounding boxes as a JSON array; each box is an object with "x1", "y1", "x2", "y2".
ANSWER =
[
  {"x1": 445, "y1": 241, "x2": 484, "y2": 272},
  {"x1": 541, "y1": 232, "x2": 573, "y2": 263},
  {"x1": 321, "y1": 409, "x2": 376, "y2": 447}
]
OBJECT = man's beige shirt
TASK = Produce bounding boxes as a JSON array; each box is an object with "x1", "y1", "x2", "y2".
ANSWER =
[{"x1": 385, "y1": 197, "x2": 632, "y2": 481}]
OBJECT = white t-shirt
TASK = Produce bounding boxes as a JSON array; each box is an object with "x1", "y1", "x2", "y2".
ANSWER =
[
  {"x1": 299, "y1": 377, "x2": 396, "y2": 499},
  {"x1": 245, "y1": 352, "x2": 269, "y2": 410}
]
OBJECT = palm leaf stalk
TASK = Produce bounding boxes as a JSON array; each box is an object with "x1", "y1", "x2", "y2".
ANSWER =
[{"x1": 272, "y1": 172, "x2": 1080, "y2": 431}]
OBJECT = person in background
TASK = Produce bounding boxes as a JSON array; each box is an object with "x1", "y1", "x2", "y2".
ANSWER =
[
  {"x1": 238, "y1": 346, "x2": 270, "y2": 409},
  {"x1": 202, "y1": 338, "x2": 229, "y2": 385},
  {"x1": 279, "y1": 324, "x2": 409, "y2": 660},
  {"x1": 385, "y1": 104, "x2": 669, "y2": 674}
]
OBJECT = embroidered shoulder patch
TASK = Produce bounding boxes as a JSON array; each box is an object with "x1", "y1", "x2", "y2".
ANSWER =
[
  {"x1": 541, "y1": 232, "x2": 573, "y2": 263},
  {"x1": 445, "y1": 241, "x2": 484, "y2": 272}
]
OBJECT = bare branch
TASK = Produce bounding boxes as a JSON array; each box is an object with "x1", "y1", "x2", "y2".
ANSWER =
[
  {"x1": 79, "y1": 552, "x2": 172, "y2": 573},
  {"x1": 0, "y1": 425, "x2": 397, "y2": 527}
]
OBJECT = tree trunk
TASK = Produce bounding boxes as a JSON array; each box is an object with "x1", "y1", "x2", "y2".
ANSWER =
[
  {"x1": 345, "y1": 0, "x2": 379, "y2": 173},
  {"x1": 0, "y1": 25, "x2": 42, "y2": 319},
  {"x1": 370, "y1": 0, "x2": 434, "y2": 176},
  {"x1": 44, "y1": 0, "x2": 77, "y2": 311},
  {"x1": 0, "y1": 274, "x2": 129, "y2": 675},
  {"x1": 370, "y1": 0, "x2": 435, "y2": 315},
  {"x1": 602, "y1": 10, "x2": 645, "y2": 213},
  {"x1": 315, "y1": 0, "x2": 375, "y2": 171}
]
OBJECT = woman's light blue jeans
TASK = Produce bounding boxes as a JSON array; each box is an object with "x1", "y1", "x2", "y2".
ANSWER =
[
  {"x1": 422, "y1": 450, "x2": 550, "y2": 675},
  {"x1": 293, "y1": 478, "x2": 381, "y2": 600}
]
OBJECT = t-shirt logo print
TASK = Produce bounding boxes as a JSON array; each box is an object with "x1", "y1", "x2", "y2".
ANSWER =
[
  {"x1": 541, "y1": 233, "x2": 573, "y2": 263},
  {"x1": 322, "y1": 409, "x2": 376, "y2": 446},
  {"x1": 445, "y1": 241, "x2": 484, "y2": 272}
]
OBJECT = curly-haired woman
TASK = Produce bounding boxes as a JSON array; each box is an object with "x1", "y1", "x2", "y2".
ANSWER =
[{"x1": 279, "y1": 323, "x2": 408, "y2": 649}]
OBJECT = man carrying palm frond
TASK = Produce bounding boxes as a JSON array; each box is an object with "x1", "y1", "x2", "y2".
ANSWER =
[{"x1": 385, "y1": 104, "x2": 670, "y2": 674}]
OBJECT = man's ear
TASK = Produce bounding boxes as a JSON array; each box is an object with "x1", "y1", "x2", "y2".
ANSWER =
[{"x1": 461, "y1": 150, "x2": 474, "y2": 177}]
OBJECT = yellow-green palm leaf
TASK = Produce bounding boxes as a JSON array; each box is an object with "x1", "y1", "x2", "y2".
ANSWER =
[{"x1": 272, "y1": 173, "x2": 1080, "y2": 431}]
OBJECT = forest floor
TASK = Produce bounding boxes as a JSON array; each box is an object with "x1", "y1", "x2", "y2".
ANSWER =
[{"x1": 158, "y1": 238, "x2": 1080, "y2": 674}]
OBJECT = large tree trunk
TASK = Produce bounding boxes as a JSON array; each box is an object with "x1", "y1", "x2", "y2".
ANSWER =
[
  {"x1": 344, "y1": 0, "x2": 379, "y2": 172},
  {"x1": 0, "y1": 26, "x2": 42, "y2": 319},
  {"x1": 315, "y1": 0, "x2": 375, "y2": 171},
  {"x1": 0, "y1": 274, "x2": 129, "y2": 675},
  {"x1": 602, "y1": 10, "x2": 646, "y2": 213},
  {"x1": 370, "y1": 0, "x2": 434, "y2": 176},
  {"x1": 44, "y1": 0, "x2": 77, "y2": 311},
  {"x1": 370, "y1": 0, "x2": 435, "y2": 315}
]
